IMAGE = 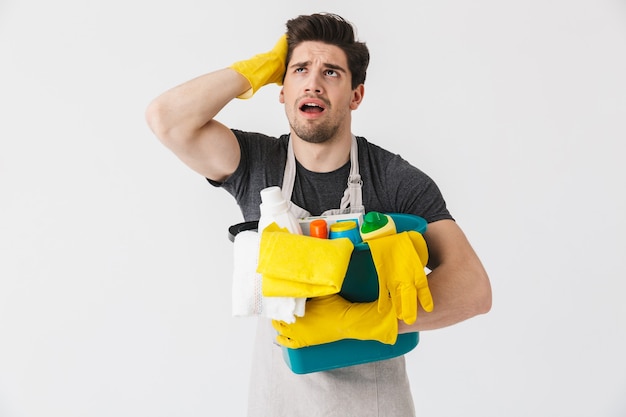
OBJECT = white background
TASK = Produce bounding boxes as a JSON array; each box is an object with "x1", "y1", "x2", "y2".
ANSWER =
[{"x1": 1, "y1": 1, "x2": 625, "y2": 416}]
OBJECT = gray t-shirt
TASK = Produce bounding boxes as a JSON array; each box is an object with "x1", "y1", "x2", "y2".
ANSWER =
[
  {"x1": 211, "y1": 130, "x2": 453, "y2": 417},
  {"x1": 212, "y1": 130, "x2": 452, "y2": 223}
]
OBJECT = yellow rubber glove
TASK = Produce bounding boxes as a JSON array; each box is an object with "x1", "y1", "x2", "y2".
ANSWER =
[
  {"x1": 229, "y1": 34, "x2": 288, "y2": 99},
  {"x1": 257, "y1": 227, "x2": 354, "y2": 298},
  {"x1": 272, "y1": 294, "x2": 398, "y2": 348},
  {"x1": 366, "y1": 231, "x2": 433, "y2": 325}
]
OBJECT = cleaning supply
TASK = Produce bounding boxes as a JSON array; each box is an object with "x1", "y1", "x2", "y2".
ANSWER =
[
  {"x1": 229, "y1": 212, "x2": 427, "y2": 374},
  {"x1": 298, "y1": 212, "x2": 364, "y2": 236},
  {"x1": 309, "y1": 219, "x2": 328, "y2": 239},
  {"x1": 329, "y1": 220, "x2": 362, "y2": 245},
  {"x1": 231, "y1": 230, "x2": 264, "y2": 317},
  {"x1": 229, "y1": 35, "x2": 288, "y2": 99},
  {"x1": 257, "y1": 186, "x2": 303, "y2": 235},
  {"x1": 256, "y1": 186, "x2": 304, "y2": 322},
  {"x1": 272, "y1": 294, "x2": 398, "y2": 348},
  {"x1": 360, "y1": 211, "x2": 397, "y2": 241},
  {"x1": 257, "y1": 224, "x2": 354, "y2": 298},
  {"x1": 231, "y1": 230, "x2": 306, "y2": 323},
  {"x1": 366, "y1": 231, "x2": 433, "y2": 325}
]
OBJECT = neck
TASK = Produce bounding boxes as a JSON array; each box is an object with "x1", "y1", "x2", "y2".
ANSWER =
[{"x1": 291, "y1": 133, "x2": 352, "y2": 173}]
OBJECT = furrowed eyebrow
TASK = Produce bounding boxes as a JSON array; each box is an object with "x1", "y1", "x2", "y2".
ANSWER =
[
  {"x1": 288, "y1": 61, "x2": 311, "y2": 69},
  {"x1": 324, "y1": 63, "x2": 347, "y2": 73},
  {"x1": 289, "y1": 60, "x2": 348, "y2": 74}
]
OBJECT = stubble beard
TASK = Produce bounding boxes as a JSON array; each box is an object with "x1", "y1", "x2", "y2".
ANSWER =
[
  {"x1": 288, "y1": 101, "x2": 344, "y2": 144},
  {"x1": 290, "y1": 119, "x2": 340, "y2": 144}
]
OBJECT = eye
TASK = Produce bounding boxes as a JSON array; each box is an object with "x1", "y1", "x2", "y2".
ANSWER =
[
  {"x1": 295, "y1": 67, "x2": 306, "y2": 74},
  {"x1": 325, "y1": 69, "x2": 338, "y2": 77}
]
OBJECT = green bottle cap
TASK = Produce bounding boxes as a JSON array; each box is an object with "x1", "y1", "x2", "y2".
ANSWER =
[{"x1": 361, "y1": 211, "x2": 389, "y2": 234}]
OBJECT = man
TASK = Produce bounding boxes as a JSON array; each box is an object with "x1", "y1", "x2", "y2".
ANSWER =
[{"x1": 146, "y1": 12, "x2": 491, "y2": 417}]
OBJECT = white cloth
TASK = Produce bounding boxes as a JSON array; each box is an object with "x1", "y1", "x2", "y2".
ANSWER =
[
  {"x1": 231, "y1": 230, "x2": 305, "y2": 323},
  {"x1": 263, "y1": 294, "x2": 305, "y2": 324}
]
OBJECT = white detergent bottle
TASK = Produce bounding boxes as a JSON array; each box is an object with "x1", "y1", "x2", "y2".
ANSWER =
[{"x1": 257, "y1": 186, "x2": 303, "y2": 235}]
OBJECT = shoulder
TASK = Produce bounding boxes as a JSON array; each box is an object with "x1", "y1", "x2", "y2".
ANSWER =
[
  {"x1": 356, "y1": 136, "x2": 427, "y2": 179},
  {"x1": 355, "y1": 136, "x2": 394, "y2": 158},
  {"x1": 356, "y1": 136, "x2": 452, "y2": 222},
  {"x1": 232, "y1": 129, "x2": 288, "y2": 148},
  {"x1": 356, "y1": 136, "x2": 414, "y2": 169},
  {"x1": 231, "y1": 130, "x2": 289, "y2": 167},
  {"x1": 226, "y1": 130, "x2": 289, "y2": 176}
]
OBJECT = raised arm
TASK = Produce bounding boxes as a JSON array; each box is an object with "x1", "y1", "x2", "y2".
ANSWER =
[
  {"x1": 145, "y1": 35, "x2": 288, "y2": 182},
  {"x1": 398, "y1": 219, "x2": 492, "y2": 333},
  {"x1": 145, "y1": 69, "x2": 247, "y2": 182}
]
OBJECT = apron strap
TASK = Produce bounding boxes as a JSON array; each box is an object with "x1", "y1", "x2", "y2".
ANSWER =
[
  {"x1": 339, "y1": 136, "x2": 364, "y2": 212},
  {"x1": 281, "y1": 137, "x2": 297, "y2": 202},
  {"x1": 282, "y1": 135, "x2": 363, "y2": 215}
]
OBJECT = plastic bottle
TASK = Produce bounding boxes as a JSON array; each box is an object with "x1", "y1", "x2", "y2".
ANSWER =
[
  {"x1": 329, "y1": 220, "x2": 362, "y2": 244},
  {"x1": 309, "y1": 219, "x2": 328, "y2": 239},
  {"x1": 360, "y1": 211, "x2": 396, "y2": 241},
  {"x1": 257, "y1": 186, "x2": 303, "y2": 235}
]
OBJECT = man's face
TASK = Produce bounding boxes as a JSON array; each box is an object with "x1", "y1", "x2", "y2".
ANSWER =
[{"x1": 280, "y1": 41, "x2": 363, "y2": 144}]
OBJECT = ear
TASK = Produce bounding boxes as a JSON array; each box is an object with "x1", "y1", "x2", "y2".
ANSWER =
[
  {"x1": 279, "y1": 87, "x2": 285, "y2": 104},
  {"x1": 350, "y1": 85, "x2": 365, "y2": 110}
]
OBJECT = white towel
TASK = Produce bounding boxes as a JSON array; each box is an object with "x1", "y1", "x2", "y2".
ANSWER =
[
  {"x1": 231, "y1": 231, "x2": 264, "y2": 317},
  {"x1": 231, "y1": 230, "x2": 305, "y2": 323}
]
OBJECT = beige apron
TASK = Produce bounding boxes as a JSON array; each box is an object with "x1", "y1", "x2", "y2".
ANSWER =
[{"x1": 247, "y1": 135, "x2": 416, "y2": 417}]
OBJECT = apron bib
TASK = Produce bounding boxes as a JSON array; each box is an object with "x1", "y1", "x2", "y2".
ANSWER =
[{"x1": 281, "y1": 135, "x2": 365, "y2": 219}]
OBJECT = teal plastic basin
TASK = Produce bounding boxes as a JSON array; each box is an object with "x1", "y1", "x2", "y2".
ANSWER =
[{"x1": 282, "y1": 213, "x2": 427, "y2": 374}]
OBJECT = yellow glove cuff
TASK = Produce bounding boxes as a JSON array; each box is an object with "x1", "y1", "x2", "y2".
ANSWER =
[{"x1": 229, "y1": 34, "x2": 288, "y2": 99}]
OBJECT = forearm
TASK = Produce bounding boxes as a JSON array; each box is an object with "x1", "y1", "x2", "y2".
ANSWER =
[
  {"x1": 146, "y1": 36, "x2": 286, "y2": 180},
  {"x1": 398, "y1": 260, "x2": 491, "y2": 332},
  {"x1": 398, "y1": 219, "x2": 492, "y2": 333},
  {"x1": 146, "y1": 68, "x2": 250, "y2": 143}
]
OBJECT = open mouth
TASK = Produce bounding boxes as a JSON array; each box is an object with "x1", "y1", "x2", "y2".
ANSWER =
[{"x1": 300, "y1": 102, "x2": 326, "y2": 114}]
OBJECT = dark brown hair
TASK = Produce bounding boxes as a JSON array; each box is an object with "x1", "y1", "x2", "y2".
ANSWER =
[{"x1": 285, "y1": 13, "x2": 370, "y2": 89}]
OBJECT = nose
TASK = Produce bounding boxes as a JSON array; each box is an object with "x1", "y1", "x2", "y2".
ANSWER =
[{"x1": 304, "y1": 72, "x2": 324, "y2": 94}]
